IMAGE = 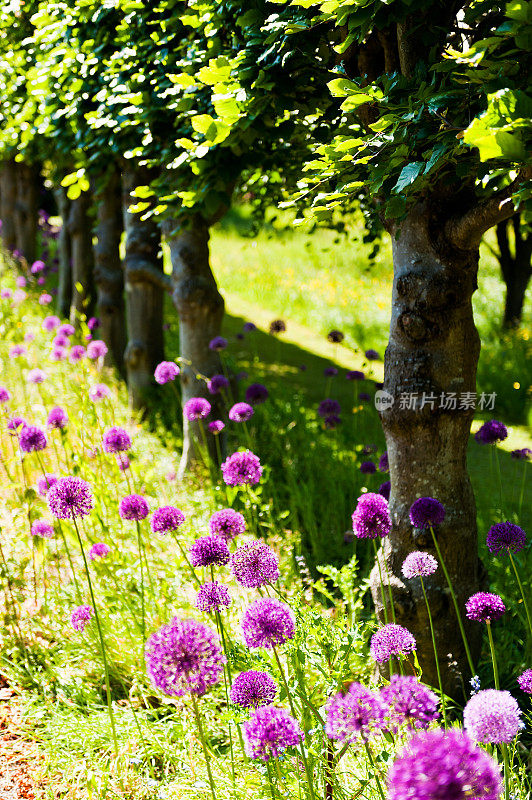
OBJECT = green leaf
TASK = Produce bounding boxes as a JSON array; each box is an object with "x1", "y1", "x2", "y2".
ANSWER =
[{"x1": 393, "y1": 162, "x2": 424, "y2": 193}]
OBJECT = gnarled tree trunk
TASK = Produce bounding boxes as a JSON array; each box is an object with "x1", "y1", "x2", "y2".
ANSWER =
[
  {"x1": 371, "y1": 202, "x2": 482, "y2": 698},
  {"x1": 53, "y1": 185, "x2": 72, "y2": 318},
  {"x1": 0, "y1": 159, "x2": 18, "y2": 252},
  {"x1": 94, "y1": 167, "x2": 126, "y2": 375},
  {"x1": 496, "y1": 215, "x2": 532, "y2": 328},
  {"x1": 14, "y1": 162, "x2": 39, "y2": 264},
  {"x1": 122, "y1": 165, "x2": 166, "y2": 411},
  {"x1": 68, "y1": 190, "x2": 96, "y2": 323}
]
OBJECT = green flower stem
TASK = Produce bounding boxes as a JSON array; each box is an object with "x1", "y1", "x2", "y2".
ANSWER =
[
  {"x1": 419, "y1": 576, "x2": 447, "y2": 726},
  {"x1": 486, "y1": 621, "x2": 499, "y2": 690},
  {"x1": 501, "y1": 743, "x2": 510, "y2": 800},
  {"x1": 134, "y1": 519, "x2": 146, "y2": 651},
  {"x1": 172, "y1": 531, "x2": 201, "y2": 588},
  {"x1": 372, "y1": 540, "x2": 389, "y2": 626},
  {"x1": 191, "y1": 693, "x2": 217, "y2": 800},
  {"x1": 57, "y1": 520, "x2": 82, "y2": 601},
  {"x1": 518, "y1": 461, "x2": 528, "y2": 517},
  {"x1": 508, "y1": 551, "x2": 532, "y2": 642},
  {"x1": 364, "y1": 741, "x2": 385, "y2": 800},
  {"x1": 265, "y1": 761, "x2": 278, "y2": 800}
]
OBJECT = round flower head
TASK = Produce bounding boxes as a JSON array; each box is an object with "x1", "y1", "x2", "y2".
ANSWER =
[
  {"x1": 27, "y1": 368, "x2": 47, "y2": 385},
  {"x1": 230, "y1": 671, "x2": 277, "y2": 709},
  {"x1": 53, "y1": 334, "x2": 69, "y2": 348},
  {"x1": 51, "y1": 346, "x2": 67, "y2": 361},
  {"x1": 243, "y1": 322, "x2": 257, "y2": 332},
  {"x1": 37, "y1": 473, "x2": 57, "y2": 496},
  {"x1": 119, "y1": 494, "x2": 149, "y2": 521},
  {"x1": 208, "y1": 336, "x2": 227, "y2": 351},
  {"x1": 195, "y1": 581, "x2": 232, "y2": 613},
  {"x1": 221, "y1": 450, "x2": 263, "y2": 487},
  {"x1": 154, "y1": 361, "x2": 180, "y2": 384},
  {"x1": 243, "y1": 705, "x2": 303, "y2": 761},
  {"x1": 31, "y1": 519, "x2": 54, "y2": 539},
  {"x1": 39, "y1": 293, "x2": 52, "y2": 305},
  {"x1": 517, "y1": 668, "x2": 532, "y2": 694},
  {"x1": 464, "y1": 689, "x2": 523, "y2": 743},
  {"x1": 209, "y1": 508, "x2": 246, "y2": 540},
  {"x1": 360, "y1": 460, "x2": 376, "y2": 474},
  {"x1": 365, "y1": 349, "x2": 380, "y2": 360},
  {"x1": 19, "y1": 425, "x2": 47, "y2": 453},
  {"x1": 103, "y1": 427, "x2": 131, "y2": 453},
  {"x1": 189, "y1": 535, "x2": 230, "y2": 567},
  {"x1": 378, "y1": 452, "x2": 389, "y2": 472},
  {"x1": 47, "y1": 406, "x2": 68, "y2": 430},
  {"x1": 318, "y1": 398, "x2": 341, "y2": 418},
  {"x1": 475, "y1": 419, "x2": 508, "y2": 445},
  {"x1": 324, "y1": 414, "x2": 341, "y2": 429},
  {"x1": 87, "y1": 340, "x2": 108, "y2": 359},
  {"x1": 269, "y1": 319, "x2": 286, "y2": 335},
  {"x1": 326, "y1": 682, "x2": 386, "y2": 743},
  {"x1": 352, "y1": 493, "x2": 391, "y2": 539},
  {"x1": 232, "y1": 541, "x2": 280, "y2": 588},
  {"x1": 89, "y1": 542, "x2": 111, "y2": 560},
  {"x1": 229, "y1": 402, "x2": 254, "y2": 423},
  {"x1": 378, "y1": 481, "x2": 391, "y2": 500},
  {"x1": 1, "y1": 288, "x2": 12, "y2": 299},
  {"x1": 42, "y1": 315, "x2": 61, "y2": 332},
  {"x1": 89, "y1": 383, "x2": 111, "y2": 402},
  {"x1": 12, "y1": 289, "x2": 26, "y2": 305},
  {"x1": 245, "y1": 383, "x2": 269, "y2": 405},
  {"x1": 58, "y1": 323, "x2": 75, "y2": 337},
  {"x1": 324, "y1": 366, "x2": 338, "y2": 377},
  {"x1": 327, "y1": 330, "x2": 344, "y2": 343},
  {"x1": 15, "y1": 276, "x2": 26, "y2": 288},
  {"x1": 0, "y1": 387, "x2": 11, "y2": 403},
  {"x1": 402, "y1": 552, "x2": 438, "y2": 579},
  {"x1": 208, "y1": 420, "x2": 225, "y2": 434},
  {"x1": 48, "y1": 477, "x2": 93, "y2": 519},
  {"x1": 69, "y1": 345, "x2": 86, "y2": 362},
  {"x1": 241, "y1": 598, "x2": 295, "y2": 650},
  {"x1": 183, "y1": 397, "x2": 211, "y2": 421},
  {"x1": 71, "y1": 605, "x2": 94, "y2": 632},
  {"x1": 380, "y1": 676, "x2": 439, "y2": 731},
  {"x1": 387, "y1": 728, "x2": 502, "y2": 800},
  {"x1": 207, "y1": 374, "x2": 229, "y2": 395},
  {"x1": 88, "y1": 317, "x2": 100, "y2": 332},
  {"x1": 465, "y1": 592, "x2": 505, "y2": 623},
  {"x1": 151, "y1": 506, "x2": 185, "y2": 534},
  {"x1": 346, "y1": 370, "x2": 364, "y2": 380},
  {"x1": 145, "y1": 618, "x2": 225, "y2": 696},
  {"x1": 511, "y1": 447, "x2": 532, "y2": 460},
  {"x1": 7, "y1": 416, "x2": 26, "y2": 433},
  {"x1": 409, "y1": 497, "x2": 445, "y2": 528},
  {"x1": 370, "y1": 624, "x2": 416, "y2": 664},
  {"x1": 486, "y1": 522, "x2": 526, "y2": 555},
  {"x1": 31, "y1": 259, "x2": 45, "y2": 274}
]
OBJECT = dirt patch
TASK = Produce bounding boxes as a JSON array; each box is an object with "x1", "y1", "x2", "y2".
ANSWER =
[{"x1": 0, "y1": 685, "x2": 45, "y2": 800}]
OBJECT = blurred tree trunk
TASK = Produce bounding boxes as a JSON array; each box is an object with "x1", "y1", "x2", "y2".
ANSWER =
[
  {"x1": 94, "y1": 166, "x2": 126, "y2": 375},
  {"x1": 122, "y1": 165, "x2": 166, "y2": 410},
  {"x1": 14, "y1": 162, "x2": 39, "y2": 264},
  {"x1": 53, "y1": 185, "x2": 72, "y2": 318},
  {"x1": 496, "y1": 215, "x2": 532, "y2": 328},
  {"x1": 68, "y1": 189, "x2": 96, "y2": 323},
  {"x1": 0, "y1": 159, "x2": 17, "y2": 252}
]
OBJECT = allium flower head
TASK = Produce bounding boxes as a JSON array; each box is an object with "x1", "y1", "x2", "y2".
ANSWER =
[
  {"x1": 12, "y1": 289, "x2": 26, "y2": 304},
  {"x1": 241, "y1": 598, "x2": 295, "y2": 650},
  {"x1": 380, "y1": 676, "x2": 439, "y2": 731},
  {"x1": 69, "y1": 345, "x2": 86, "y2": 362},
  {"x1": 27, "y1": 368, "x2": 47, "y2": 384},
  {"x1": 31, "y1": 259, "x2": 45, "y2": 273},
  {"x1": 221, "y1": 450, "x2": 263, "y2": 486},
  {"x1": 464, "y1": 689, "x2": 523, "y2": 743},
  {"x1": 365, "y1": 349, "x2": 380, "y2": 360},
  {"x1": 195, "y1": 582, "x2": 232, "y2": 613},
  {"x1": 88, "y1": 317, "x2": 100, "y2": 331},
  {"x1": 208, "y1": 420, "x2": 225, "y2": 434},
  {"x1": 89, "y1": 543, "x2": 111, "y2": 560},
  {"x1": 318, "y1": 398, "x2": 341, "y2": 418},
  {"x1": 145, "y1": 618, "x2": 225, "y2": 696},
  {"x1": 517, "y1": 669, "x2": 532, "y2": 694},
  {"x1": 230, "y1": 671, "x2": 277, "y2": 708},
  {"x1": 245, "y1": 383, "x2": 269, "y2": 405},
  {"x1": 378, "y1": 481, "x2": 391, "y2": 500},
  {"x1": 7, "y1": 416, "x2": 26, "y2": 433},
  {"x1": 402, "y1": 552, "x2": 438, "y2": 579},
  {"x1": 51, "y1": 346, "x2": 67, "y2": 361},
  {"x1": 269, "y1": 320, "x2": 286, "y2": 335},
  {"x1": 465, "y1": 592, "x2": 505, "y2": 623},
  {"x1": 1, "y1": 288, "x2": 12, "y2": 299},
  {"x1": 15, "y1": 276, "x2": 26, "y2": 288},
  {"x1": 327, "y1": 330, "x2": 344, "y2": 343},
  {"x1": 119, "y1": 494, "x2": 149, "y2": 521},
  {"x1": 352, "y1": 493, "x2": 391, "y2": 539},
  {"x1": 0, "y1": 387, "x2": 11, "y2": 403},
  {"x1": 9, "y1": 344, "x2": 26, "y2": 358},
  {"x1": 47, "y1": 406, "x2": 68, "y2": 429},
  {"x1": 53, "y1": 334, "x2": 69, "y2": 348},
  {"x1": 19, "y1": 425, "x2": 47, "y2": 453},
  {"x1": 511, "y1": 447, "x2": 532, "y2": 460},
  {"x1": 209, "y1": 508, "x2": 245, "y2": 540},
  {"x1": 71, "y1": 605, "x2": 94, "y2": 632},
  {"x1": 346, "y1": 370, "x2": 364, "y2": 380},
  {"x1": 189, "y1": 535, "x2": 230, "y2": 567},
  {"x1": 370, "y1": 624, "x2": 416, "y2": 664},
  {"x1": 243, "y1": 705, "x2": 303, "y2": 761},
  {"x1": 387, "y1": 728, "x2": 502, "y2": 800},
  {"x1": 37, "y1": 473, "x2": 57, "y2": 496},
  {"x1": 39, "y1": 293, "x2": 52, "y2": 305},
  {"x1": 154, "y1": 361, "x2": 180, "y2": 384},
  {"x1": 324, "y1": 366, "x2": 338, "y2": 377},
  {"x1": 116, "y1": 453, "x2": 130, "y2": 471},
  {"x1": 231, "y1": 541, "x2": 280, "y2": 588},
  {"x1": 229, "y1": 402, "x2": 254, "y2": 423},
  {"x1": 324, "y1": 414, "x2": 341, "y2": 429},
  {"x1": 58, "y1": 323, "x2": 75, "y2": 337},
  {"x1": 31, "y1": 519, "x2": 54, "y2": 539},
  {"x1": 42, "y1": 315, "x2": 61, "y2": 332},
  {"x1": 360, "y1": 460, "x2": 376, "y2": 474},
  {"x1": 326, "y1": 682, "x2": 386, "y2": 743},
  {"x1": 475, "y1": 419, "x2": 508, "y2": 445},
  {"x1": 151, "y1": 506, "x2": 185, "y2": 534},
  {"x1": 378, "y1": 452, "x2": 389, "y2": 472},
  {"x1": 87, "y1": 340, "x2": 108, "y2": 359},
  {"x1": 103, "y1": 427, "x2": 131, "y2": 453},
  {"x1": 207, "y1": 374, "x2": 229, "y2": 394},
  {"x1": 486, "y1": 522, "x2": 526, "y2": 555},
  {"x1": 89, "y1": 383, "x2": 111, "y2": 402},
  {"x1": 243, "y1": 322, "x2": 257, "y2": 332},
  {"x1": 208, "y1": 336, "x2": 227, "y2": 351},
  {"x1": 409, "y1": 497, "x2": 445, "y2": 528},
  {"x1": 48, "y1": 477, "x2": 93, "y2": 519},
  {"x1": 183, "y1": 397, "x2": 211, "y2": 421}
]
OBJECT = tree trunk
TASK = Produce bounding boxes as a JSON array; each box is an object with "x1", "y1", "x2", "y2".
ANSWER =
[
  {"x1": 497, "y1": 216, "x2": 532, "y2": 328},
  {"x1": 162, "y1": 215, "x2": 225, "y2": 476},
  {"x1": 14, "y1": 162, "x2": 39, "y2": 264},
  {"x1": 68, "y1": 190, "x2": 96, "y2": 323},
  {"x1": 94, "y1": 167, "x2": 126, "y2": 375},
  {"x1": 0, "y1": 159, "x2": 18, "y2": 252},
  {"x1": 53, "y1": 185, "x2": 72, "y2": 318},
  {"x1": 372, "y1": 202, "x2": 482, "y2": 698},
  {"x1": 122, "y1": 165, "x2": 165, "y2": 411}
]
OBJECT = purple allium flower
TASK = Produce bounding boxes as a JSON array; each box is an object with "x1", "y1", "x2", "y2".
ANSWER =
[
  {"x1": 230, "y1": 671, "x2": 277, "y2": 708},
  {"x1": 511, "y1": 447, "x2": 532, "y2": 460},
  {"x1": 269, "y1": 320, "x2": 286, "y2": 335},
  {"x1": 517, "y1": 669, "x2": 532, "y2": 694},
  {"x1": 241, "y1": 598, "x2": 295, "y2": 650},
  {"x1": 189, "y1": 535, "x2": 230, "y2": 567},
  {"x1": 58, "y1": 323, "x2": 75, "y2": 337},
  {"x1": 209, "y1": 508, "x2": 246, "y2": 540},
  {"x1": 89, "y1": 383, "x2": 111, "y2": 402},
  {"x1": 221, "y1": 450, "x2": 263, "y2": 487},
  {"x1": 48, "y1": 477, "x2": 93, "y2": 519},
  {"x1": 37, "y1": 473, "x2": 57, "y2": 497},
  {"x1": 465, "y1": 592, "x2": 505, "y2": 623},
  {"x1": 88, "y1": 317, "x2": 100, "y2": 332},
  {"x1": 31, "y1": 519, "x2": 54, "y2": 539},
  {"x1": 39, "y1": 293, "x2": 52, "y2": 305},
  {"x1": 207, "y1": 374, "x2": 229, "y2": 395},
  {"x1": 208, "y1": 420, "x2": 225, "y2": 434},
  {"x1": 27, "y1": 368, "x2": 47, "y2": 385},
  {"x1": 195, "y1": 581, "x2": 232, "y2": 613},
  {"x1": 387, "y1": 728, "x2": 502, "y2": 800},
  {"x1": 360, "y1": 461, "x2": 376, "y2": 474},
  {"x1": 324, "y1": 366, "x2": 338, "y2": 377},
  {"x1": 1, "y1": 288, "x2": 12, "y2": 299},
  {"x1": 245, "y1": 383, "x2": 269, "y2": 405},
  {"x1": 31, "y1": 259, "x2": 45, "y2": 274},
  {"x1": 352, "y1": 493, "x2": 391, "y2": 539},
  {"x1": 89, "y1": 542, "x2": 111, "y2": 560},
  {"x1": 145, "y1": 618, "x2": 225, "y2": 697},
  {"x1": 243, "y1": 705, "x2": 303, "y2": 761},
  {"x1": 475, "y1": 419, "x2": 508, "y2": 445},
  {"x1": 183, "y1": 397, "x2": 211, "y2": 421},
  {"x1": 19, "y1": 425, "x2": 47, "y2": 453},
  {"x1": 47, "y1": 406, "x2": 68, "y2": 430},
  {"x1": 464, "y1": 689, "x2": 523, "y2": 743},
  {"x1": 402, "y1": 552, "x2": 438, "y2": 579},
  {"x1": 42, "y1": 315, "x2": 61, "y2": 331},
  {"x1": 151, "y1": 506, "x2": 185, "y2": 534},
  {"x1": 380, "y1": 676, "x2": 439, "y2": 731},
  {"x1": 326, "y1": 682, "x2": 385, "y2": 743},
  {"x1": 69, "y1": 345, "x2": 86, "y2": 362},
  {"x1": 53, "y1": 334, "x2": 69, "y2": 348},
  {"x1": 409, "y1": 497, "x2": 445, "y2": 528},
  {"x1": 486, "y1": 522, "x2": 526, "y2": 555},
  {"x1": 365, "y1": 349, "x2": 380, "y2": 360},
  {"x1": 229, "y1": 402, "x2": 254, "y2": 423},
  {"x1": 103, "y1": 427, "x2": 131, "y2": 453},
  {"x1": 154, "y1": 361, "x2": 180, "y2": 384},
  {"x1": 378, "y1": 481, "x2": 391, "y2": 500},
  {"x1": 362, "y1": 444, "x2": 378, "y2": 456},
  {"x1": 346, "y1": 370, "x2": 364, "y2": 381},
  {"x1": 370, "y1": 624, "x2": 416, "y2": 664},
  {"x1": 71, "y1": 605, "x2": 94, "y2": 632},
  {"x1": 87, "y1": 340, "x2": 108, "y2": 359},
  {"x1": 231, "y1": 542, "x2": 280, "y2": 588},
  {"x1": 359, "y1": 392, "x2": 371, "y2": 401},
  {"x1": 318, "y1": 399, "x2": 341, "y2": 418},
  {"x1": 0, "y1": 387, "x2": 11, "y2": 403},
  {"x1": 324, "y1": 414, "x2": 341, "y2": 429},
  {"x1": 327, "y1": 330, "x2": 344, "y2": 344},
  {"x1": 116, "y1": 453, "x2": 130, "y2": 471},
  {"x1": 243, "y1": 322, "x2": 257, "y2": 333},
  {"x1": 10, "y1": 344, "x2": 27, "y2": 358},
  {"x1": 15, "y1": 276, "x2": 26, "y2": 288},
  {"x1": 378, "y1": 452, "x2": 389, "y2": 472},
  {"x1": 209, "y1": 336, "x2": 227, "y2": 351},
  {"x1": 7, "y1": 416, "x2": 26, "y2": 433},
  {"x1": 119, "y1": 494, "x2": 149, "y2": 521}
]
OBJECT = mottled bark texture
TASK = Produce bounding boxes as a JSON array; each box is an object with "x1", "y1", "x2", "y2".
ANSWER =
[
  {"x1": 67, "y1": 190, "x2": 96, "y2": 323},
  {"x1": 371, "y1": 202, "x2": 483, "y2": 698},
  {"x1": 162, "y1": 216, "x2": 225, "y2": 476},
  {"x1": 496, "y1": 215, "x2": 532, "y2": 328},
  {"x1": 122, "y1": 166, "x2": 167, "y2": 411},
  {"x1": 14, "y1": 162, "x2": 39, "y2": 264},
  {"x1": 0, "y1": 160, "x2": 18, "y2": 252},
  {"x1": 94, "y1": 168, "x2": 126, "y2": 375},
  {"x1": 53, "y1": 185, "x2": 72, "y2": 318}
]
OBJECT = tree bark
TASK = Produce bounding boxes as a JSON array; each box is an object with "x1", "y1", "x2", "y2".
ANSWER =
[
  {"x1": 162, "y1": 215, "x2": 225, "y2": 476},
  {"x1": 53, "y1": 185, "x2": 72, "y2": 318},
  {"x1": 14, "y1": 162, "x2": 39, "y2": 264},
  {"x1": 122, "y1": 165, "x2": 165, "y2": 411},
  {"x1": 0, "y1": 159, "x2": 18, "y2": 252},
  {"x1": 372, "y1": 202, "x2": 482, "y2": 698},
  {"x1": 68, "y1": 190, "x2": 96, "y2": 323},
  {"x1": 94, "y1": 167, "x2": 126, "y2": 375},
  {"x1": 496, "y1": 215, "x2": 532, "y2": 328}
]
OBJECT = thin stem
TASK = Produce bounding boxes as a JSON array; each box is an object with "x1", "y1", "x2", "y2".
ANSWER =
[
  {"x1": 364, "y1": 741, "x2": 385, "y2": 800},
  {"x1": 372, "y1": 540, "x2": 389, "y2": 626},
  {"x1": 420, "y1": 577, "x2": 447, "y2": 726},
  {"x1": 265, "y1": 761, "x2": 278, "y2": 800},
  {"x1": 508, "y1": 551, "x2": 532, "y2": 641},
  {"x1": 486, "y1": 622, "x2": 499, "y2": 690},
  {"x1": 191, "y1": 693, "x2": 217, "y2": 800},
  {"x1": 501, "y1": 743, "x2": 510, "y2": 800},
  {"x1": 134, "y1": 520, "x2": 146, "y2": 650}
]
